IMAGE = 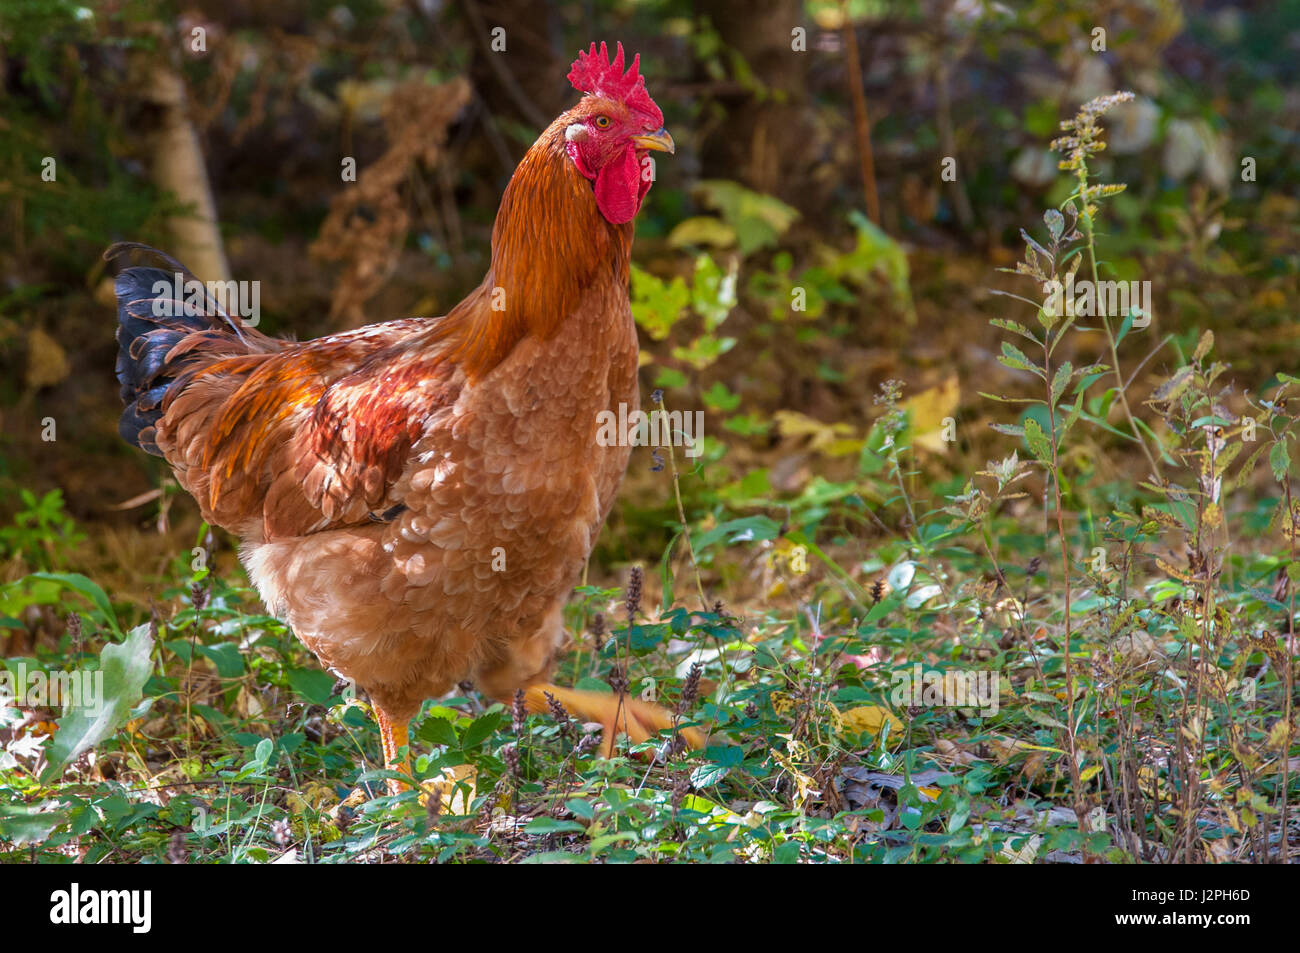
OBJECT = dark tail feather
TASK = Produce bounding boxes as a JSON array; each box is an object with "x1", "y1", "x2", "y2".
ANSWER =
[{"x1": 107, "y1": 243, "x2": 237, "y2": 456}]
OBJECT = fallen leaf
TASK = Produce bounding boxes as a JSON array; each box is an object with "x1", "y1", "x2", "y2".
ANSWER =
[
  {"x1": 902, "y1": 375, "x2": 960, "y2": 453},
  {"x1": 840, "y1": 705, "x2": 904, "y2": 737},
  {"x1": 420, "y1": 762, "x2": 476, "y2": 814}
]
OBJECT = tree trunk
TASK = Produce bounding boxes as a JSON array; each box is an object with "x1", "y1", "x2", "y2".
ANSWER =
[
  {"x1": 131, "y1": 42, "x2": 230, "y2": 283},
  {"x1": 696, "y1": 0, "x2": 822, "y2": 213}
]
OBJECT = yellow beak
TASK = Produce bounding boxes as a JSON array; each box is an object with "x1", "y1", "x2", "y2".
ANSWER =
[{"x1": 631, "y1": 127, "x2": 675, "y2": 155}]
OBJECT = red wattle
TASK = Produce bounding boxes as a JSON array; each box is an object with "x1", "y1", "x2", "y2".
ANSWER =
[{"x1": 594, "y1": 144, "x2": 642, "y2": 224}]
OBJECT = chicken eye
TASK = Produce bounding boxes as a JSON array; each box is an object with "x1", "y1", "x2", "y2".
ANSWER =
[{"x1": 593, "y1": 115, "x2": 611, "y2": 129}]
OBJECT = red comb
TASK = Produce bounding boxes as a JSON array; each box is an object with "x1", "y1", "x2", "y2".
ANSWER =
[{"x1": 567, "y1": 41, "x2": 663, "y2": 128}]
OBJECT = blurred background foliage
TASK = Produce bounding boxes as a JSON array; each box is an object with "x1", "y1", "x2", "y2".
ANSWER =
[{"x1": 1, "y1": 0, "x2": 1295, "y2": 556}]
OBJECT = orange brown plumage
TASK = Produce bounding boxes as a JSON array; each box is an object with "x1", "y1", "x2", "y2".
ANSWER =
[{"x1": 110, "y1": 42, "x2": 698, "y2": 793}]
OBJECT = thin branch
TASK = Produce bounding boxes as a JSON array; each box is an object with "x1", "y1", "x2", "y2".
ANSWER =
[
  {"x1": 840, "y1": 6, "x2": 880, "y2": 224},
  {"x1": 463, "y1": 0, "x2": 550, "y2": 130}
]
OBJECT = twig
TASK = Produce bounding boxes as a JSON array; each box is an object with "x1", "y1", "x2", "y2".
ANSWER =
[
  {"x1": 840, "y1": 4, "x2": 881, "y2": 224},
  {"x1": 655, "y1": 392, "x2": 708, "y2": 612},
  {"x1": 1124, "y1": 333, "x2": 1175, "y2": 391},
  {"x1": 463, "y1": 0, "x2": 550, "y2": 130}
]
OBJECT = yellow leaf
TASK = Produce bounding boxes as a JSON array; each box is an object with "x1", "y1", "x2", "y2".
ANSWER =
[
  {"x1": 840, "y1": 705, "x2": 904, "y2": 737},
  {"x1": 287, "y1": 781, "x2": 337, "y2": 814},
  {"x1": 901, "y1": 376, "x2": 960, "y2": 453},
  {"x1": 824, "y1": 702, "x2": 844, "y2": 735},
  {"x1": 773, "y1": 410, "x2": 859, "y2": 455},
  {"x1": 1138, "y1": 765, "x2": 1171, "y2": 801},
  {"x1": 236, "y1": 685, "x2": 264, "y2": 719},
  {"x1": 667, "y1": 216, "x2": 737, "y2": 249},
  {"x1": 770, "y1": 692, "x2": 796, "y2": 716},
  {"x1": 420, "y1": 763, "x2": 477, "y2": 814}
]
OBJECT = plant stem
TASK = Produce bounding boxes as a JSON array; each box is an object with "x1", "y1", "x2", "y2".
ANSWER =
[
  {"x1": 657, "y1": 393, "x2": 708, "y2": 612},
  {"x1": 1043, "y1": 324, "x2": 1088, "y2": 846},
  {"x1": 1076, "y1": 167, "x2": 1163, "y2": 481}
]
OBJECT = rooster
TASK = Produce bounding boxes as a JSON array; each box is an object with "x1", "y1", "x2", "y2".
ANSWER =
[{"x1": 110, "y1": 42, "x2": 700, "y2": 794}]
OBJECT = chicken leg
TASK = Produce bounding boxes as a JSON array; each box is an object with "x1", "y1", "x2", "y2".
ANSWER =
[{"x1": 374, "y1": 704, "x2": 413, "y2": 796}]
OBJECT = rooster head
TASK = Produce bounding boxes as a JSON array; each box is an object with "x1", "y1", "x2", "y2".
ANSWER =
[{"x1": 564, "y1": 41, "x2": 673, "y2": 225}]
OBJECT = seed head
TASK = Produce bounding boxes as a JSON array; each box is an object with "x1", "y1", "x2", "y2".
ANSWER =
[
  {"x1": 625, "y1": 566, "x2": 643, "y2": 622},
  {"x1": 512, "y1": 689, "x2": 526, "y2": 734}
]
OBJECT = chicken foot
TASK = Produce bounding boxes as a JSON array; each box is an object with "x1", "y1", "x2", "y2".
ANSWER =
[{"x1": 521, "y1": 683, "x2": 705, "y2": 757}]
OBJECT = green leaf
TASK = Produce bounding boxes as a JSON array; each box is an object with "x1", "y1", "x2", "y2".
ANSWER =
[
  {"x1": 196, "y1": 642, "x2": 244, "y2": 679},
  {"x1": 41, "y1": 621, "x2": 155, "y2": 781},
  {"x1": 653, "y1": 367, "x2": 688, "y2": 390},
  {"x1": 671, "y1": 333, "x2": 736, "y2": 370},
  {"x1": 1023, "y1": 707, "x2": 1067, "y2": 730},
  {"x1": 566, "y1": 798, "x2": 595, "y2": 820},
  {"x1": 702, "y1": 382, "x2": 741, "y2": 412},
  {"x1": 1270, "y1": 439, "x2": 1291, "y2": 484},
  {"x1": 417, "y1": 716, "x2": 459, "y2": 748},
  {"x1": 523, "y1": 817, "x2": 586, "y2": 835},
  {"x1": 1059, "y1": 396, "x2": 1085, "y2": 439},
  {"x1": 27, "y1": 573, "x2": 122, "y2": 638},
  {"x1": 990, "y1": 318, "x2": 1041, "y2": 344},
  {"x1": 461, "y1": 710, "x2": 502, "y2": 750},
  {"x1": 773, "y1": 840, "x2": 801, "y2": 863},
  {"x1": 694, "y1": 180, "x2": 799, "y2": 256},
  {"x1": 1023, "y1": 416, "x2": 1053, "y2": 463},
  {"x1": 286, "y1": 667, "x2": 336, "y2": 705},
  {"x1": 625, "y1": 622, "x2": 670, "y2": 655},
  {"x1": 691, "y1": 254, "x2": 738, "y2": 331},
  {"x1": 1050, "y1": 360, "x2": 1073, "y2": 406},
  {"x1": 998, "y1": 341, "x2": 1044, "y2": 379},
  {"x1": 691, "y1": 516, "x2": 782, "y2": 551},
  {"x1": 838, "y1": 211, "x2": 916, "y2": 323},
  {"x1": 722, "y1": 412, "x2": 770, "y2": 436},
  {"x1": 0, "y1": 802, "x2": 68, "y2": 846},
  {"x1": 690, "y1": 763, "x2": 730, "y2": 787},
  {"x1": 629, "y1": 265, "x2": 690, "y2": 341},
  {"x1": 1228, "y1": 440, "x2": 1273, "y2": 493},
  {"x1": 1115, "y1": 309, "x2": 1136, "y2": 346},
  {"x1": 588, "y1": 832, "x2": 636, "y2": 855}
]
